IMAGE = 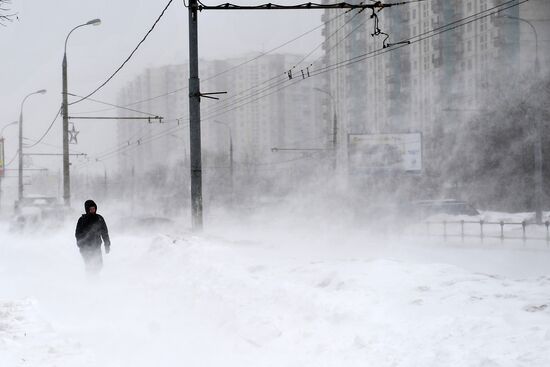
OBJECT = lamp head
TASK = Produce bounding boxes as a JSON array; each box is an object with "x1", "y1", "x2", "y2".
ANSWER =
[
  {"x1": 87, "y1": 18, "x2": 101, "y2": 26},
  {"x1": 37, "y1": 89, "x2": 47, "y2": 94}
]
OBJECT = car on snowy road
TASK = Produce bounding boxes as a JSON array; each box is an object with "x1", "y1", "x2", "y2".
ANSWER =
[{"x1": 10, "y1": 196, "x2": 65, "y2": 233}]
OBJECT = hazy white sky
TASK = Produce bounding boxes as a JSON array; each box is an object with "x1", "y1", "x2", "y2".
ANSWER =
[{"x1": 0, "y1": 0, "x2": 323, "y2": 177}]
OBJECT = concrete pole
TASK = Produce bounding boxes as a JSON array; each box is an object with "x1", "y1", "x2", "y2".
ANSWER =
[
  {"x1": 18, "y1": 91, "x2": 46, "y2": 203},
  {"x1": 188, "y1": 0, "x2": 203, "y2": 230},
  {"x1": 62, "y1": 53, "x2": 71, "y2": 208},
  {"x1": 1, "y1": 121, "x2": 17, "y2": 212},
  {"x1": 502, "y1": 14, "x2": 543, "y2": 223},
  {"x1": 0, "y1": 137, "x2": 3, "y2": 211},
  {"x1": 62, "y1": 19, "x2": 100, "y2": 208},
  {"x1": 534, "y1": 120, "x2": 543, "y2": 224},
  {"x1": 18, "y1": 110, "x2": 23, "y2": 202},
  {"x1": 314, "y1": 87, "x2": 337, "y2": 171},
  {"x1": 229, "y1": 132, "x2": 234, "y2": 201},
  {"x1": 332, "y1": 110, "x2": 337, "y2": 171}
]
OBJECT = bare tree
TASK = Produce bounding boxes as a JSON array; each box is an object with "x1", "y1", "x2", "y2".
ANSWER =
[{"x1": 0, "y1": 0, "x2": 17, "y2": 27}]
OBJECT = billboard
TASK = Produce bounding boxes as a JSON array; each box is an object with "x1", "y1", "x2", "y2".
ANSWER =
[{"x1": 348, "y1": 132, "x2": 422, "y2": 174}]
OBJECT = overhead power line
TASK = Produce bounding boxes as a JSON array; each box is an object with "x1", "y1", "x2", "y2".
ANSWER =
[
  {"x1": 195, "y1": 1, "x2": 418, "y2": 11},
  {"x1": 68, "y1": 93, "x2": 160, "y2": 117},
  {"x1": 69, "y1": 0, "x2": 175, "y2": 106},
  {"x1": 82, "y1": 6, "x2": 354, "y2": 115},
  {"x1": 25, "y1": 107, "x2": 62, "y2": 149},
  {"x1": 77, "y1": 0, "x2": 521, "y2": 169},
  {"x1": 72, "y1": 6, "x2": 357, "y2": 158},
  {"x1": 193, "y1": 0, "x2": 530, "y2": 121},
  {"x1": 198, "y1": 6, "x2": 375, "y2": 117},
  {"x1": 4, "y1": 152, "x2": 18, "y2": 167},
  {"x1": 201, "y1": 0, "x2": 530, "y2": 119},
  {"x1": 308, "y1": 0, "x2": 529, "y2": 77}
]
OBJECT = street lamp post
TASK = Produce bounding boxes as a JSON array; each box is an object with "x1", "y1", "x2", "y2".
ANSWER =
[
  {"x1": 500, "y1": 14, "x2": 540, "y2": 74},
  {"x1": 500, "y1": 14, "x2": 543, "y2": 224},
  {"x1": 1, "y1": 121, "x2": 18, "y2": 137},
  {"x1": 95, "y1": 159, "x2": 108, "y2": 200},
  {"x1": 212, "y1": 120, "x2": 234, "y2": 202},
  {"x1": 0, "y1": 121, "x2": 18, "y2": 211},
  {"x1": 314, "y1": 87, "x2": 337, "y2": 171},
  {"x1": 502, "y1": 14, "x2": 542, "y2": 223},
  {"x1": 62, "y1": 18, "x2": 101, "y2": 208},
  {"x1": 18, "y1": 90, "x2": 47, "y2": 203}
]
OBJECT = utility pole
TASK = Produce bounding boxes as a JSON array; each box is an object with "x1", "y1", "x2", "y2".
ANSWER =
[
  {"x1": 104, "y1": 167, "x2": 108, "y2": 199},
  {"x1": 534, "y1": 119, "x2": 543, "y2": 224},
  {"x1": 229, "y1": 133, "x2": 234, "y2": 200},
  {"x1": 188, "y1": 0, "x2": 203, "y2": 230},
  {"x1": 186, "y1": 1, "x2": 405, "y2": 230},
  {"x1": 62, "y1": 19, "x2": 101, "y2": 208},
  {"x1": 314, "y1": 87, "x2": 337, "y2": 171},
  {"x1": 62, "y1": 53, "x2": 70, "y2": 207},
  {"x1": 0, "y1": 136, "x2": 3, "y2": 212},
  {"x1": 19, "y1": 90, "x2": 46, "y2": 203},
  {"x1": 499, "y1": 14, "x2": 542, "y2": 223}
]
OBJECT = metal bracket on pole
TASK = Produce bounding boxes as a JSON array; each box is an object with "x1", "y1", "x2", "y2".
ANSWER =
[
  {"x1": 68, "y1": 116, "x2": 164, "y2": 122},
  {"x1": 271, "y1": 147, "x2": 334, "y2": 152},
  {"x1": 198, "y1": 91, "x2": 227, "y2": 100},
  {"x1": 23, "y1": 153, "x2": 87, "y2": 157},
  {"x1": 196, "y1": 2, "x2": 409, "y2": 11}
]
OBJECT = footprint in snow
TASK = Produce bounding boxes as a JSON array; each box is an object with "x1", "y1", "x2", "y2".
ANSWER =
[
  {"x1": 524, "y1": 304, "x2": 548, "y2": 313},
  {"x1": 247, "y1": 265, "x2": 266, "y2": 274}
]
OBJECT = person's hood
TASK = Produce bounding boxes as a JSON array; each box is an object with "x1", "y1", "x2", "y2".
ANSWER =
[{"x1": 84, "y1": 200, "x2": 97, "y2": 214}]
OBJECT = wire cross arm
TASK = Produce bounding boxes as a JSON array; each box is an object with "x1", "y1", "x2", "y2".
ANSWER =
[
  {"x1": 199, "y1": 91, "x2": 228, "y2": 100},
  {"x1": 68, "y1": 116, "x2": 164, "y2": 123},
  {"x1": 22, "y1": 153, "x2": 87, "y2": 156},
  {"x1": 271, "y1": 147, "x2": 334, "y2": 152},
  {"x1": 196, "y1": 1, "x2": 414, "y2": 11}
]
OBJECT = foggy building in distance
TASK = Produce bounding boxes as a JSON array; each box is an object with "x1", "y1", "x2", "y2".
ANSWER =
[
  {"x1": 116, "y1": 53, "x2": 325, "y2": 186},
  {"x1": 116, "y1": 64, "x2": 188, "y2": 177},
  {"x1": 321, "y1": 0, "x2": 549, "y2": 174},
  {"x1": 211, "y1": 53, "x2": 324, "y2": 164}
]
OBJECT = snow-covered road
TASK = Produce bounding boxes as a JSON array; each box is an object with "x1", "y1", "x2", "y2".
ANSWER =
[{"x1": 1, "y1": 222, "x2": 549, "y2": 366}]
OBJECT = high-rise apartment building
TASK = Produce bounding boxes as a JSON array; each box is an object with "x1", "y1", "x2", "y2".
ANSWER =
[
  {"x1": 321, "y1": 0, "x2": 548, "y2": 172},
  {"x1": 116, "y1": 54, "x2": 325, "y2": 179}
]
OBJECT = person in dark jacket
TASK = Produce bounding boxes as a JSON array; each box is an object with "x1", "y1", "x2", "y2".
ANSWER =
[{"x1": 75, "y1": 200, "x2": 111, "y2": 274}]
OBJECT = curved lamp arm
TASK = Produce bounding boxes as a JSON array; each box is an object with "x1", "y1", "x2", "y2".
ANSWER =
[{"x1": 64, "y1": 18, "x2": 101, "y2": 56}]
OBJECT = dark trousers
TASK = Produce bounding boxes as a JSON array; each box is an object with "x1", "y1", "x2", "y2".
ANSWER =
[{"x1": 79, "y1": 245, "x2": 103, "y2": 275}]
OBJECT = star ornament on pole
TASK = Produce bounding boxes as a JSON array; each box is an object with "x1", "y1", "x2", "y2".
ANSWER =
[{"x1": 69, "y1": 123, "x2": 79, "y2": 144}]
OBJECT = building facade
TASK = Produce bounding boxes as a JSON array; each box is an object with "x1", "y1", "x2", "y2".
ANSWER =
[
  {"x1": 321, "y1": 0, "x2": 549, "y2": 175},
  {"x1": 116, "y1": 54, "x2": 326, "y2": 197}
]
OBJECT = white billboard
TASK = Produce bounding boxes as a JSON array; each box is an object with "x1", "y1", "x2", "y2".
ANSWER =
[{"x1": 348, "y1": 132, "x2": 422, "y2": 174}]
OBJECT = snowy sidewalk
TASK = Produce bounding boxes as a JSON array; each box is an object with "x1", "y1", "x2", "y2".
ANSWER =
[{"x1": 1, "y1": 227, "x2": 549, "y2": 366}]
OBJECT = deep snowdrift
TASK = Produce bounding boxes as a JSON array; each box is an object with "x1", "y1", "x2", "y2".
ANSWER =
[{"x1": 1, "y1": 222, "x2": 549, "y2": 367}]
